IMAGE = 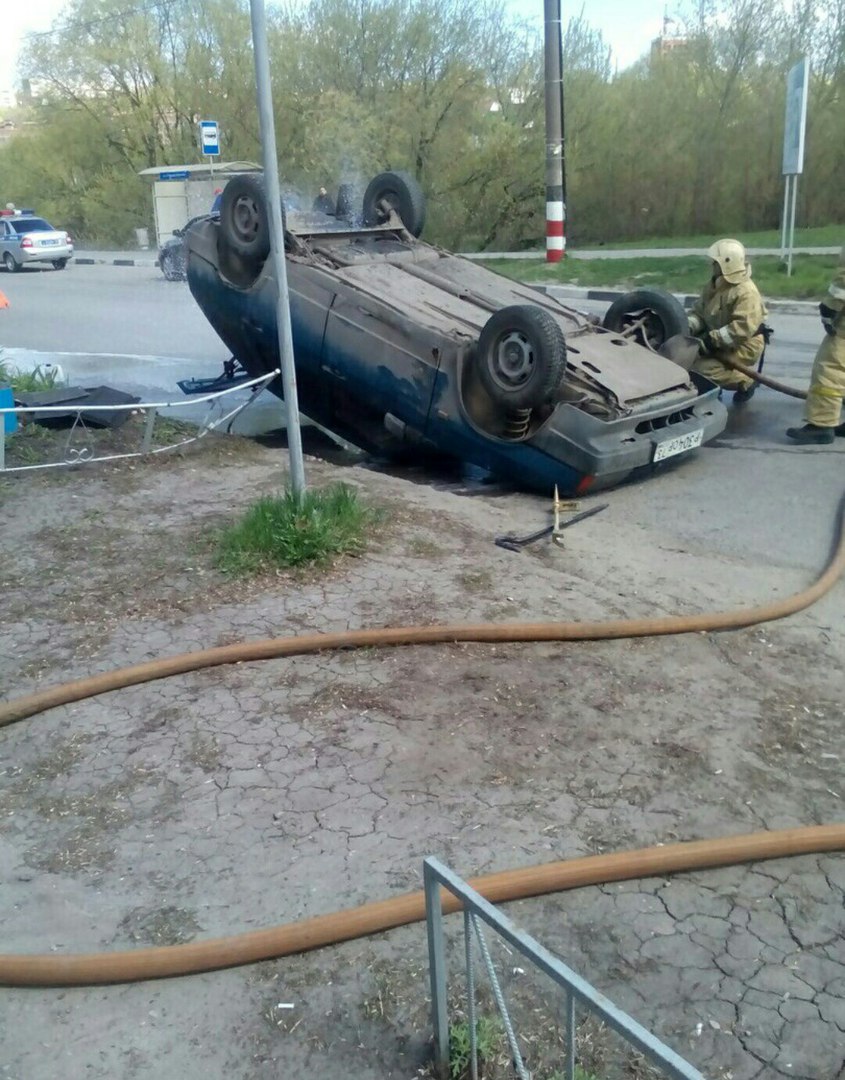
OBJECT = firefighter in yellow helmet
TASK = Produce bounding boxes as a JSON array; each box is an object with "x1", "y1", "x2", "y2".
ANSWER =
[
  {"x1": 688, "y1": 239, "x2": 768, "y2": 404},
  {"x1": 786, "y1": 245, "x2": 845, "y2": 444}
]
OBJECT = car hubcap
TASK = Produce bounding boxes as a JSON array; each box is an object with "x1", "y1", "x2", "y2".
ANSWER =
[
  {"x1": 491, "y1": 331, "x2": 535, "y2": 389},
  {"x1": 232, "y1": 195, "x2": 261, "y2": 242}
]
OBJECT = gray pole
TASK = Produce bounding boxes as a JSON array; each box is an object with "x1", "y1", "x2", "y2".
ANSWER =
[
  {"x1": 248, "y1": 0, "x2": 306, "y2": 496},
  {"x1": 543, "y1": 0, "x2": 566, "y2": 262}
]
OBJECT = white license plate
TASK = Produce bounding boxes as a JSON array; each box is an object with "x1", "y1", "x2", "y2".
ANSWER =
[{"x1": 653, "y1": 428, "x2": 704, "y2": 462}]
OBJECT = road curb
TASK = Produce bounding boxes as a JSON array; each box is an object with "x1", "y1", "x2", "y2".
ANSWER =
[
  {"x1": 538, "y1": 283, "x2": 817, "y2": 315},
  {"x1": 74, "y1": 256, "x2": 159, "y2": 267}
]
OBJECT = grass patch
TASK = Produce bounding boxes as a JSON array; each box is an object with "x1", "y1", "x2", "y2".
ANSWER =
[
  {"x1": 450, "y1": 1016, "x2": 504, "y2": 1079},
  {"x1": 216, "y1": 483, "x2": 379, "y2": 573},
  {"x1": 484, "y1": 253, "x2": 839, "y2": 300},
  {"x1": 0, "y1": 361, "x2": 63, "y2": 393},
  {"x1": 576, "y1": 223, "x2": 843, "y2": 251}
]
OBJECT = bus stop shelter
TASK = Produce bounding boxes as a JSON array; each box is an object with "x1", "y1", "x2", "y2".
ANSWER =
[{"x1": 139, "y1": 161, "x2": 261, "y2": 248}]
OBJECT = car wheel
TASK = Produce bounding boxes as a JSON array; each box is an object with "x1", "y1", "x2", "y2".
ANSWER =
[
  {"x1": 362, "y1": 171, "x2": 426, "y2": 237},
  {"x1": 3, "y1": 252, "x2": 20, "y2": 273},
  {"x1": 52, "y1": 259, "x2": 68, "y2": 270},
  {"x1": 477, "y1": 305, "x2": 567, "y2": 410},
  {"x1": 336, "y1": 182, "x2": 355, "y2": 221},
  {"x1": 220, "y1": 174, "x2": 272, "y2": 262},
  {"x1": 602, "y1": 288, "x2": 688, "y2": 350},
  {"x1": 160, "y1": 249, "x2": 181, "y2": 281}
]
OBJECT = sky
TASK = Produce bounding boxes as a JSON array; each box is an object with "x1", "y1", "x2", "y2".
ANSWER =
[{"x1": 0, "y1": 0, "x2": 668, "y2": 97}]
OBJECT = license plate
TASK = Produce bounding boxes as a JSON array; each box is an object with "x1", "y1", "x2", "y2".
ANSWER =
[
  {"x1": 653, "y1": 428, "x2": 704, "y2": 462},
  {"x1": 41, "y1": 239, "x2": 60, "y2": 246}
]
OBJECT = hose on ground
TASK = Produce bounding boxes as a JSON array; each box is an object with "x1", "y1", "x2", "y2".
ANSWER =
[
  {"x1": 721, "y1": 355, "x2": 808, "y2": 399},
  {"x1": 0, "y1": 496, "x2": 843, "y2": 987},
  {"x1": 1, "y1": 493, "x2": 843, "y2": 729},
  {"x1": 1, "y1": 825, "x2": 843, "y2": 987}
]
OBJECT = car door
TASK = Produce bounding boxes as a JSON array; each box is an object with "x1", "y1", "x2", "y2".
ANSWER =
[{"x1": 0, "y1": 220, "x2": 12, "y2": 260}]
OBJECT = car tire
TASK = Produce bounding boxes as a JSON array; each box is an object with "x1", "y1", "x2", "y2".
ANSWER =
[
  {"x1": 52, "y1": 259, "x2": 68, "y2": 270},
  {"x1": 477, "y1": 305, "x2": 567, "y2": 410},
  {"x1": 602, "y1": 288, "x2": 688, "y2": 349},
  {"x1": 160, "y1": 248, "x2": 184, "y2": 282},
  {"x1": 219, "y1": 174, "x2": 272, "y2": 263},
  {"x1": 3, "y1": 252, "x2": 20, "y2": 273},
  {"x1": 362, "y1": 171, "x2": 426, "y2": 237},
  {"x1": 336, "y1": 182, "x2": 355, "y2": 221}
]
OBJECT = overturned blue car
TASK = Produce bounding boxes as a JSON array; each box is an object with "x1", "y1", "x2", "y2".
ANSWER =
[{"x1": 185, "y1": 171, "x2": 726, "y2": 494}]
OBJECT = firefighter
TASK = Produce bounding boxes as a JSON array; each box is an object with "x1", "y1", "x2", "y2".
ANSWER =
[
  {"x1": 786, "y1": 246, "x2": 845, "y2": 444},
  {"x1": 688, "y1": 238, "x2": 767, "y2": 404}
]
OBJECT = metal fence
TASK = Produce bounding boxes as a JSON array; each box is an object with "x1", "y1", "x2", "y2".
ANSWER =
[
  {"x1": 0, "y1": 368, "x2": 280, "y2": 473},
  {"x1": 424, "y1": 857, "x2": 704, "y2": 1080}
]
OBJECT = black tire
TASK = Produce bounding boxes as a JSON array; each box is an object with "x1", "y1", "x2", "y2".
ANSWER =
[
  {"x1": 160, "y1": 249, "x2": 182, "y2": 282},
  {"x1": 220, "y1": 174, "x2": 271, "y2": 262},
  {"x1": 335, "y1": 182, "x2": 355, "y2": 221},
  {"x1": 362, "y1": 170, "x2": 426, "y2": 237},
  {"x1": 602, "y1": 288, "x2": 688, "y2": 349},
  {"x1": 477, "y1": 305, "x2": 567, "y2": 410},
  {"x1": 52, "y1": 258, "x2": 68, "y2": 270},
  {"x1": 4, "y1": 252, "x2": 20, "y2": 273}
]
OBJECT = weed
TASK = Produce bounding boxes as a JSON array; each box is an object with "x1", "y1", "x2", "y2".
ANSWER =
[
  {"x1": 0, "y1": 362, "x2": 63, "y2": 393},
  {"x1": 216, "y1": 483, "x2": 381, "y2": 573},
  {"x1": 457, "y1": 568, "x2": 493, "y2": 592},
  {"x1": 449, "y1": 1016, "x2": 504, "y2": 1079},
  {"x1": 408, "y1": 535, "x2": 445, "y2": 558}
]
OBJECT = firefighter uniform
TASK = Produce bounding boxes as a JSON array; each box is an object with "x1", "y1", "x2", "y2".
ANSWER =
[
  {"x1": 689, "y1": 239, "x2": 767, "y2": 398},
  {"x1": 786, "y1": 248, "x2": 845, "y2": 443}
]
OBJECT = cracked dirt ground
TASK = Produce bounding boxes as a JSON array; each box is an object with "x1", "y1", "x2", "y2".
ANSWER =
[{"x1": 0, "y1": 436, "x2": 843, "y2": 1080}]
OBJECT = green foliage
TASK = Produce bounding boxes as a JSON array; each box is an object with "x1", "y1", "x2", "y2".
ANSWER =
[
  {"x1": 0, "y1": 0, "x2": 842, "y2": 247},
  {"x1": 485, "y1": 253, "x2": 840, "y2": 300},
  {"x1": 215, "y1": 483, "x2": 380, "y2": 574},
  {"x1": 449, "y1": 1016, "x2": 504, "y2": 1079},
  {"x1": 0, "y1": 361, "x2": 62, "y2": 393}
]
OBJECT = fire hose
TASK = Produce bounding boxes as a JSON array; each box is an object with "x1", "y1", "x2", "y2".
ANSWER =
[
  {"x1": 0, "y1": 495, "x2": 843, "y2": 987},
  {"x1": 722, "y1": 355, "x2": 808, "y2": 399}
]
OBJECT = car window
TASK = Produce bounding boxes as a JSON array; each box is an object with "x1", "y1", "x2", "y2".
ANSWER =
[{"x1": 11, "y1": 218, "x2": 54, "y2": 234}]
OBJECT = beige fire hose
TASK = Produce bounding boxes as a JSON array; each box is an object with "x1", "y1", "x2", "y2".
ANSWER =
[
  {"x1": 722, "y1": 355, "x2": 808, "y2": 399},
  {"x1": 1, "y1": 826, "x2": 843, "y2": 987},
  {"x1": 0, "y1": 496, "x2": 843, "y2": 987}
]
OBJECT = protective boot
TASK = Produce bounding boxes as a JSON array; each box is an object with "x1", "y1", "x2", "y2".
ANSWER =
[
  {"x1": 836, "y1": 422, "x2": 845, "y2": 437},
  {"x1": 786, "y1": 424, "x2": 835, "y2": 445},
  {"x1": 732, "y1": 383, "x2": 757, "y2": 404}
]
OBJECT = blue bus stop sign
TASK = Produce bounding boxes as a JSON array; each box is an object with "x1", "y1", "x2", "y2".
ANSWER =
[{"x1": 200, "y1": 120, "x2": 220, "y2": 157}]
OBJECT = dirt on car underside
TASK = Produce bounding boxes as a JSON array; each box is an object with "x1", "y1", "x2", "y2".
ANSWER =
[{"x1": 288, "y1": 229, "x2": 696, "y2": 411}]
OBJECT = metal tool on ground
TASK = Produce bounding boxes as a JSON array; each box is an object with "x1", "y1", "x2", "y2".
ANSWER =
[{"x1": 495, "y1": 497, "x2": 608, "y2": 552}]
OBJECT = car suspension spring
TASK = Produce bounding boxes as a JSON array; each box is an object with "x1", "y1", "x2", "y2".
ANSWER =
[{"x1": 504, "y1": 408, "x2": 532, "y2": 440}]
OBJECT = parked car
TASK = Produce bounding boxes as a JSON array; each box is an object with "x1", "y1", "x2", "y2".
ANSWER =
[
  {"x1": 184, "y1": 172, "x2": 726, "y2": 494},
  {"x1": 157, "y1": 215, "x2": 207, "y2": 282},
  {"x1": 0, "y1": 209, "x2": 73, "y2": 271}
]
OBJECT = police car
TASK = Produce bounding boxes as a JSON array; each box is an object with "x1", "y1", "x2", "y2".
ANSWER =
[{"x1": 0, "y1": 206, "x2": 73, "y2": 272}]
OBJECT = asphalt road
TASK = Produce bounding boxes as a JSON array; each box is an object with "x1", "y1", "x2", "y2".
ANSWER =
[
  {"x1": 0, "y1": 263, "x2": 229, "y2": 362},
  {"x1": 1, "y1": 260, "x2": 842, "y2": 572}
]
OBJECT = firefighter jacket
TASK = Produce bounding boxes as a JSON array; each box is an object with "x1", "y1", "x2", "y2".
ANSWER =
[
  {"x1": 690, "y1": 270, "x2": 767, "y2": 365},
  {"x1": 825, "y1": 247, "x2": 845, "y2": 335}
]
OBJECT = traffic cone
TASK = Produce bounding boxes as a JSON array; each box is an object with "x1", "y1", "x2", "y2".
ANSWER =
[{"x1": 0, "y1": 289, "x2": 9, "y2": 309}]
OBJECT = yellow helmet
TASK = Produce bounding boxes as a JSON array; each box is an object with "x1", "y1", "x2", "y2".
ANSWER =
[{"x1": 708, "y1": 238, "x2": 748, "y2": 283}]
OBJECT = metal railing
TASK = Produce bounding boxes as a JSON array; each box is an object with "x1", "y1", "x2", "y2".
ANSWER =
[
  {"x1": 424, "y1": 857, "x2": 704, "y2": 1080},
  {"x1": 0, "y1": 368, "x2": 280, "y2": 473}
]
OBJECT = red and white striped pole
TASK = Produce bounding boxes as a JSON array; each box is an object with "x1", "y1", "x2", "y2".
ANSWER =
[
  {"x1": 546, "y1": 191, "x2": 565, "y2": 262},
  {"x1": 544, "y1": 0, "x2": 566, "y2": 263}
]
